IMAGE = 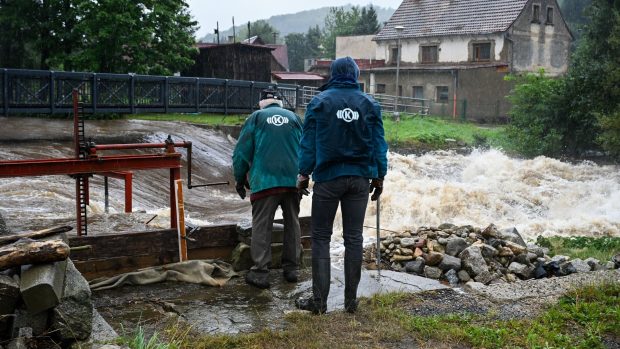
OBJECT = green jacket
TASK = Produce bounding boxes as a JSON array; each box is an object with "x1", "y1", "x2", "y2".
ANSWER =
[{"x1": 232, "y1": 104, "x2": 303, "y2": 194}]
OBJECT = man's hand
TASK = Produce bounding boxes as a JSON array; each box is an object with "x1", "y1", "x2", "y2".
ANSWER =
[
  {"x1": 296, "y1": 174, "x2": 310, "y2": 196},
  {"x1": 235, "y1": 180, "x2": 248, "y2": 199},
  {"x1": 369, "y1": 178, "x2": 383, "y2": 201}
]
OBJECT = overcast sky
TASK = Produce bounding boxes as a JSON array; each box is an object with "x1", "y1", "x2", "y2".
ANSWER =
[{"x1": 186, "y1": 0, "x2": 403, "y2": 38}]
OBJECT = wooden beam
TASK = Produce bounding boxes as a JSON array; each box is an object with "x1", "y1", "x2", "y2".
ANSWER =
[{"x1": 0, "y1": 226, "x2": 72, "y2": 246}]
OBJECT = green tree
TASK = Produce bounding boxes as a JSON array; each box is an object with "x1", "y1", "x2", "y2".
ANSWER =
[
  {"x1": 570, "y1": 0, "x2": 620, "y2": 157},
  {"x1": 321, "y1": 5, "x2": 381, "y2": 59},
  {"x1": 71, "y1": 0, "x2": 197, "y2": 75},
  {"x1": 505, "y1": 71, "x2": 567, "y2": 157},
  {"x1": 239, "y1": 20, "x2": 278, "y2": 44},
  {"x1": 286, "y1": 25, "x2": 322, "y2": 71},
  {"x1": 0, "y1": 0, "x2": 40, "y2": 68},
  {"x1": 356, "y1": 5, "x2": 380, "y2": 35}
]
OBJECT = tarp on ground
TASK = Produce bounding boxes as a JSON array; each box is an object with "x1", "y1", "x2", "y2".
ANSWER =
[{"x1": 89, "y1": 260, "x2": 238, "y2": 291}]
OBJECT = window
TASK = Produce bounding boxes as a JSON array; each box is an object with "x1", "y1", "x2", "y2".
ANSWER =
[
  {"x1": 412, "y1": 86, "x2": 424, "y2": 99},
  {"x1": 472, "y1": 43, "x2": 491, "y2": 62},
  {"x1": 398, "y1": 85, "x2": 403, "y2": 96},
  {"x1": 532, "y1": 4, "x2": 541, "y2": 23},
  {"x1": 359, "y1": 83, "x2": 365, "y2": 92},
  {"x1": 391, "y1": 47, "x2": 399, "y2": 64},
  {"x1": 436, "y1": 86, "x2": 449, "y2": 103},
  {"x1": 546, "y1": 7, "x2": 554, "y2": 24},
  {"x1": 421, "y1": 45, "x2": 438, "y2": 63},
  {"x1": 376, "y1": 84, "x2": 386, "y2": 94}
]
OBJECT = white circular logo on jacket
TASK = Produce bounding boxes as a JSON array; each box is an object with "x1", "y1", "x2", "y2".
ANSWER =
[
  {"x1": 336, "y1": 108, "x2": 359, "y2": 122},
  {"x1": 267, "y1": 115, "x2": 289, "y2": 126}
]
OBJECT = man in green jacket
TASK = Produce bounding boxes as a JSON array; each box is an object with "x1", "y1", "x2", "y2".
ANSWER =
[{"x1": 232, "y1": 88, "x2": 303, "y2": 289}]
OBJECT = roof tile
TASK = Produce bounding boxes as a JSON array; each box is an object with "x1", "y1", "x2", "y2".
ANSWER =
[{"x1": 375, "y1": 0, "x2": 528, "y2": 40}]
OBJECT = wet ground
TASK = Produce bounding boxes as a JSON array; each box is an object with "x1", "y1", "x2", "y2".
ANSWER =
[{"x1": 92, "y1": 265, "x2": 447, "y2": 335}]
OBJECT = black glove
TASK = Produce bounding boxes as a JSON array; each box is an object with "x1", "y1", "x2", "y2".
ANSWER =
[
  {"x1": 235, "y1": 180, "x2": 248, "y2": 199},
  {"x1": 296, "y1": 174, "x2": 310, "y2": 196},
  {"x1": 369, "y1": 178, "x2": 383, "y2": 201}
]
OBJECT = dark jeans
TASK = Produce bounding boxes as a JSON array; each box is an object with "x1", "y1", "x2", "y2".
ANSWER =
[
  {"x1": 311, "y1": 176, "x2": 369, "y2": 261},
  {"x1": 251, "y1": 192, "x2": 301, "y2": 272}
]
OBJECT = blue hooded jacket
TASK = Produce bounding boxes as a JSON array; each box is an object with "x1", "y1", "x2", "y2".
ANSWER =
[{"x1": 299, "y1": 57, "x2": 388, "y2": 182}]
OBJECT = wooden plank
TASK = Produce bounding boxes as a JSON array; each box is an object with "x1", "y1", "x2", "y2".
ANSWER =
[
  {"x1": 0, "y1": 226, "x2": 72, "y2": 246},
  {"x1": 74, "y1": 252, "x2": 178, "y2": 280}
]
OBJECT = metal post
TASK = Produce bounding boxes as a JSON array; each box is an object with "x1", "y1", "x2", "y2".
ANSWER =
[
  {"x1": 393, "y1": 26, "x2": 404, "y2": 121},
  {"x1": 224, "y1": 80, "x2": 229, "y2": 115},
  {"x1": 124, "y1": 172, "x2": 133, "y2": 213},
  {"x1": 3, "y1": 69, "x2": 8, "y2": 117},
  {"x1": 195, "y1": 78, "x2": 200, "y2": 113},
  {"x1": 164, "y1": 77, "x2": 169, "y2": 114},
  {"x1": 130, "y1": 74, "x2": 135, "y2": 114},
  {"x1": 50, "y1": 71, "x2": 55, "y2": 114},
  {"x1": 104, "y1": 176, "x2": 109, "y2": 213},
  {"x1": 92, "y1": 73, "x2": 98, "y2": 115},
  {"x1": 170, "y1": 167, "x2": 181, "y2": 229}
]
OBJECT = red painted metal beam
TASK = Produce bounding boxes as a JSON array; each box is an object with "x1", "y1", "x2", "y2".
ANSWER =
[
  {"x1": 0, "y1": 154, "x2": 182, "y2": 178},
  {"x1": 94, "y1": 142, "x2": 189, "y2": 151}
]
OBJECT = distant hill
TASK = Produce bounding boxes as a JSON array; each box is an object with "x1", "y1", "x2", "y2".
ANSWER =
[{"x1": 200, "y1": 5, "x2": 395, "y2": 43}]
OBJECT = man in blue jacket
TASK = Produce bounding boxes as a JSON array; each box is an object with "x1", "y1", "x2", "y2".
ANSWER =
[
  {"x1": 232, "y1": 88, "x2": 303, "y2": 289},
  {"x1": 295, "y1": 57, "x2": 388, "y2": 313}
]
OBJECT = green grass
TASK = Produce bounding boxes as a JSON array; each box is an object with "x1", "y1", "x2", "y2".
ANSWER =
[
  {"x1": 126, "y1": 113, "x2": 247, "y2": 126},
  {"x1": 121, "y1": 284, "x2": 620, "y2": 349},
  {"x1": 383, "y1": 113, "x2": 511, "y2": 150},
  {"x1": 536, "y1": 236, "x2": 620, "y2": 262},
  {"x1": 129, "y1": 112, "x2": 514, "y2": 151}
]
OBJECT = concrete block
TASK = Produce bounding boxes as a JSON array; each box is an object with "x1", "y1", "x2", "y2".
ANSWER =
[{"x1": 20, "y1": 260, "x2": 67, "y2": 314}]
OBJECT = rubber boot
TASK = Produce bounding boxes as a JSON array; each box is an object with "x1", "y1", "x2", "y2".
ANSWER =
[
  {"x1": 344, "y1": 258, "x2": 362, "y2": 313},
  {"x1": 295, "y1": 258, "x2": 330, "y2": 314}
]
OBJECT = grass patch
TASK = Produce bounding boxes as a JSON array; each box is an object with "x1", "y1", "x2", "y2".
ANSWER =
[
  {"x1": 382, "y1": 114, "x2": 511, "y2": 150},
  {"x1": 128, "y1": 112, "x2": 515, "y2": 152},
  {"x1": 536, "y1": 235, "x2": 620, "y2": 262},
  {"x1": 128, "y1": 283, "x2": 619, "y2": 349},
  {"x1": 126, "y1": 113, "x2": 247, "y2": 126}
]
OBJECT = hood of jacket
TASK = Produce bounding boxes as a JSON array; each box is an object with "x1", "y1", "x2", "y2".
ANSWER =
[{"x1": 319, "y1": 56, "x2": 360, "y2": 91}]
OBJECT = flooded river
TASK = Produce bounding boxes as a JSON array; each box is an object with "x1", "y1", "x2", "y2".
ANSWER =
[{"x1": 1, "y1": 116, "x2": 619, "y2": 242}]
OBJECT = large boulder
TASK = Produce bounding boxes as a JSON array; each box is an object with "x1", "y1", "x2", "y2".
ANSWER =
[
  {"x1": 51, "y1": 260, "x2": 93, "y2": 341},
  {"x1": 499, "y1": 227, "x2": 527, "y2": 247},
  {"x1": 438, "y1": 255, "x2": 461, "y2": 272},
  {"x1": 404, "y1": 258, "x2": 425, "y2": 275},
  {"x1": 445, "y1": 237, "x2": 468, "y2": 256},
  {"x1": 459, "y1": 246, "x2": 489, "y2": 277},
  {"x1": 0, "y1": 275, "x2": 19, "y2": 338}
]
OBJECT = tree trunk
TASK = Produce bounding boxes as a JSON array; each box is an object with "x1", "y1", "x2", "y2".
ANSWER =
[
  {"x1": 0, "y1": 226, "x2": 72, "y2": 247},
  {"x1": 0, "y1": 239, "x2": 70, "y2": 270}
]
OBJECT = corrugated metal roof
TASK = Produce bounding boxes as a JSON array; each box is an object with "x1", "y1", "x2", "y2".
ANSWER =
[
  {"x1": 374, "y1": 0, "x2": 528, "y2": 40},
  {"x1": 272, "y1": 72, "x2": 325, "y2": 81},
  {"x1": 267, "y1": 45, "x2": 290, "y2": 71}
]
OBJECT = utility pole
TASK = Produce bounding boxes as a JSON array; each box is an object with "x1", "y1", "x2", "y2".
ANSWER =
[
  {"x1": 232, "y1": 17, "x2": 236, "y2": 43},
  {"x1": 248, "y1": 21, "x2": 251, "y2": 41},
  {"x1": 393, "y1": 25, "x2": 404, "y2": 122},
  {"x1": 215, "y1": 22, "x2": 220, "y2": 45}
]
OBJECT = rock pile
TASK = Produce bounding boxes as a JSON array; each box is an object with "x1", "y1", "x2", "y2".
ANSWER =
[
  {"x1": 364, "y1": 223, "x2": 620, "y2": 286},
  {"x1": 0, "y1": 230, "x2": 99, "y2": 348}
]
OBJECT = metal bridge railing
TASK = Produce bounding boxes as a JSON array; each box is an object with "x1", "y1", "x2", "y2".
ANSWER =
[
  {"x1": 299, "y1": 86, "x2": 430, "y2": 116},
  {"x1": 0, "y1": 68, "x2": 300, "y2": 115}
]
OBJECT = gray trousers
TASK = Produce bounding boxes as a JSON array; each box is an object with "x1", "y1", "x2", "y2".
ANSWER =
[
  {"x1": 311, "y1": 176, "x2": 369, "y2": 261},
  {"x1": 251, "y1": 192, "x2": 301, "y2": 272}
]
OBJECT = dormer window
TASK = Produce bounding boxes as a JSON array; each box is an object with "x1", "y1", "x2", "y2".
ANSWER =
[
  {"x1": 532, "y1": 4, "x2": 541, "y2": 23},
  {"x1": 472, "y1": 42, "x2": 491, "y2": 62},
  {"x1": 546, "y1": 7, "x2": 554, "y2": 25},
  {"x1": 421, "y1": 45, "x2": 438, "y2": 63}
]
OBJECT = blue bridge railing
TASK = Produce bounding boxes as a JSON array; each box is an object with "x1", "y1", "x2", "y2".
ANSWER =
[{"x1": 0, "y1": 68, "x2": 300, "y2": 115}]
